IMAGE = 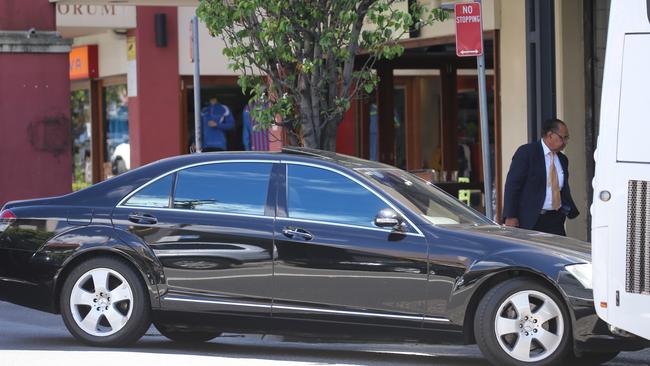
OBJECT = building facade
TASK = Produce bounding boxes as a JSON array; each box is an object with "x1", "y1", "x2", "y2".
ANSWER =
[{"x1": 1, "y1": 0, "x2": 613, "y2": 241}]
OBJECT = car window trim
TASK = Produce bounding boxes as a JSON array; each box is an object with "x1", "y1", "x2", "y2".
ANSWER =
[
  {"x1": 168, "y1": 172, "x2": 177, "y2": 209},
  {"x1": 120, "y1": 173, "x2": 174, "y2": 209},
  {"x1": 114, "y1": 205, "x2": 275, "y2": 220},
  {"x1": 281, "y1": 161, "x2": 424, "y2": 237},
  {"x1": 116, "y1": 159, "x2": 280, "y2": 210},
  {"x1": 275, "y1": 216, "x2": 423, "y2": 237}
]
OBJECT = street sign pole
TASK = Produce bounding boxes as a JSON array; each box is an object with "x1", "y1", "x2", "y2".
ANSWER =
[
  {"x1": 475, "y1": 0, "x2": 493, "y2": 221},
  {"x1": 455, "y1": 1, "x2": 493, "y2": 220},
  {"x1": 477, "y1": 49, "x2": 493, "y2": 220},
  {"x1": 191, "y1": 15, "x2": 202, "y2": 153}
]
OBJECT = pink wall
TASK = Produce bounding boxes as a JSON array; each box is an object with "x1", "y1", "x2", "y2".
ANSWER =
[
  {"x1": 128, "y1": 7, "x2": 181, "y2": 168},
  {"x1": 0, "y1": 0, "x2": 56, "y2": 31},
  {"x1": 0, "y1": 1, "x2": 70, "y2": 206},
  {"x1": 0, "y1": 53, "x2": 71, "y2": 206}
]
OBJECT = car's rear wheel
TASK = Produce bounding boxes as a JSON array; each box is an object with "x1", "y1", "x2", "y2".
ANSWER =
[
  {"x1": 60, "y1": 257, "x2": 151, "y2": 347},
  {"x1": 474, "y1": 278, "x2": 572, "y2": 366},
  {"x1": 154, "y1": 323, "x2": 221, "y2": 343}
]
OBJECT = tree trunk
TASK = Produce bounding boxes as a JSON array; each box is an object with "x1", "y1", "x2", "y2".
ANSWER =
[{"x1": 320, "y1": 117, "x2": 339, "y2": 151}]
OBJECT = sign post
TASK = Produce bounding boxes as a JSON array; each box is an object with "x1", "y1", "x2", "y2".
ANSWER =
[
  {"x1": 191, "y1": 16, "x2": 202, "y2": 153},
  {"x1": 455, "y1": 1, "x2": 494, "y2": 220}
]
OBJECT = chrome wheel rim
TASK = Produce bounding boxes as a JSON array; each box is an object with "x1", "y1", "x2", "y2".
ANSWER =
[
  {"x1": 69, "y1": 267, "x2": 134, "y2": 337},
  {"x1": 494, "y1": 290, "x2": 564, "y2": 362}
]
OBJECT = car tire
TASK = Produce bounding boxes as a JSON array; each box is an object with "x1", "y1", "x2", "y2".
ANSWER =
[
  {"x1": 568, "y1": 351, "x2": 620, "y2": 365},
  {"x1": 474, "y1": 278, "x2": 572, "y2": 366},
  {"x1": 60, "y1": 257, "x2": 151, "y2": 347},
  {"x1": 154, "y1": 323, "x2": 221, "y2": 343}
]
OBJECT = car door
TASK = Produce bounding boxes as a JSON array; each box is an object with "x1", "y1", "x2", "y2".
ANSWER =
[
  {"x1": 112, "y1": 160, "x2": 277, "y2": 317},
  {"x1": 271, "y1": 162, "x2": 436, "y2": 328}
]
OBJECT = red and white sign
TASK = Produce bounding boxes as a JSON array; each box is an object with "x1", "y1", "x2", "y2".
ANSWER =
[{"x1": 455, "y1": 2, "x2": 483, "y2": 57}]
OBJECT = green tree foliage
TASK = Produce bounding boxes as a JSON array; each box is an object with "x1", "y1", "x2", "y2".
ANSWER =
[{"x1": 198, "y1": 0, "x2": 447, "y2": 150}]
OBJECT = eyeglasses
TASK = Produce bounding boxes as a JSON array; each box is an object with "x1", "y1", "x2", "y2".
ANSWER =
[{"x1": 552, "y1": 131, "x2": 570, "y2": 142}]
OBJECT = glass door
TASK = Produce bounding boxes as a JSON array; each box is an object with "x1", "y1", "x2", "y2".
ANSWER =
[
  {"x1": 70, "y1": 88, "x2": 92, "y2": 191},
  {"x1": 102, "y1": 83, "x2": 129, "y2": 179}
]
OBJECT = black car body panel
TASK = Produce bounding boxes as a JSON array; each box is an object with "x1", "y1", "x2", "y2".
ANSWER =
[{"x1": 0, "y1": 149, "x2": 647, "y2": 354}]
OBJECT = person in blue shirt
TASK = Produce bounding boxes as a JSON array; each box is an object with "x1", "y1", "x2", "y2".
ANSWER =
[{"x1": 200, "y1": 96, "x2": 235, "y2": 152}]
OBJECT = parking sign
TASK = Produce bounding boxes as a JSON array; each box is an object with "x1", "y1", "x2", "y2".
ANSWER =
[{"x1": 455, "y1": 2, "x2": 483, "y2": 57}]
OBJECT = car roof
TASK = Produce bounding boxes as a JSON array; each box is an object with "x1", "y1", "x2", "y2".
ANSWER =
[{"x1": 62, "y1": 148, "x2": 392, "y2": 207}]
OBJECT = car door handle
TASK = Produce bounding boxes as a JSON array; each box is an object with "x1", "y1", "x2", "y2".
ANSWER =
[
  {"x1": 282, "y1": 227, "x2": 313, "y2": 241},
  {"x1": 128, "y1": 212, "x2": 158, "y2": 225}
]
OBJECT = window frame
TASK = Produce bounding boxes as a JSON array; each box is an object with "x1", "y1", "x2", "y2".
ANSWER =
[
  {"x1": 280, "y1": 161, "x2": 423, "y2": 236},
  {"x1": 122, "y1": 172, "x2": 175, "y2": 209},
  {"x1": 116, "y1": 160, "x2": 279, "y2": 219}
]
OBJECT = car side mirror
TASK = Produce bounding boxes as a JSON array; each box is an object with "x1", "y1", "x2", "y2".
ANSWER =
[{"x1": 374, "y1": 208, "x2": 406, "y2": 231}]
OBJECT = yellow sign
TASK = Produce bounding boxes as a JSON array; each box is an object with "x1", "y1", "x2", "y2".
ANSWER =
[{"x1": 127, "y1": 36, "x2": 136, "y2": 61}]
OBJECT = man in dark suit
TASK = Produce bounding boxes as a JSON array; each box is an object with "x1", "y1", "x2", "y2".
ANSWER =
[{"x1": 503, "y1": 119, "x2": 579, "y2": 236}]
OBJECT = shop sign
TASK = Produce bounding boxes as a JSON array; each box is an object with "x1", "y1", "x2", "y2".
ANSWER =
[
  {"x1": 57, "y1": 4, "x2": 117, "y2": 16},
  {"x1": 69, "y1": 45, "x2": 98, "y2": 80},
  {"x1": 56, "y1": 4, "x2": 136, "y2": 29},
  {"x1": 455, "y1": 2, "x2": 483, "y2": 57}
]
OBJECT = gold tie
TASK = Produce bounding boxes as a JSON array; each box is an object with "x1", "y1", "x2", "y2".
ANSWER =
[{"x1": 548, "y1": 152, "x2": 561, "y2": 210}]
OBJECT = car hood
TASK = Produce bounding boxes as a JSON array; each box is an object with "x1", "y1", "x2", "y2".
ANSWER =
[{"x1": 440, "y1": 224, "x2": 591, "y2": 263}]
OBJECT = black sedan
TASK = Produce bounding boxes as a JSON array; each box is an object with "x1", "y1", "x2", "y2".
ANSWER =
[{"x1": 0, "y1": 148, "x2": 646, "y2": 365}]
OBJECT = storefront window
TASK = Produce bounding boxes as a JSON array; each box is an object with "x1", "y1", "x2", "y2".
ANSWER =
[
  {"x1": 367, "y1": 88, "x2": 407, "y2": 169},
  {"x1": 186, "y1": 85, "x2": 247, "y2": 152},
  {"x1": 103, "y1": 84, "x2": 129, "y2": 178},
  {"x1": 456, "y1": 75, "x2": 496, "y2": 216},
  {"x1": 419, "y1": 77, "x2": 442, "y2": 171},
  {"x1": 71, "y1": 89, "x2": 92, "y2": 191}
]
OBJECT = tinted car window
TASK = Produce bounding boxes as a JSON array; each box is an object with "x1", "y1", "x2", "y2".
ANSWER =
[
  {"x1": 287, "y1": 164, "x2": 387, "y2": 228},
  {"x1": 124, "y1": 174, "x2": 173, "y2": 208},
  {"x1": 173, "y1": 162, "x2": 271, "y2": 215},
  {"x1": 358, "y1": 168, "x2": 492, "y2": 225}
]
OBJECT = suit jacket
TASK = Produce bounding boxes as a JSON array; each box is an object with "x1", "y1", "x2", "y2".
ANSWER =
[{"x1": 503, "y1": 141, "x2": 579, "y2": 229}]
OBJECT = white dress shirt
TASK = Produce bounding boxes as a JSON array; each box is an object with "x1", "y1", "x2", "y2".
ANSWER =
[{"x1": 541, "y1": 139, "x2": 564, "y2": 210}]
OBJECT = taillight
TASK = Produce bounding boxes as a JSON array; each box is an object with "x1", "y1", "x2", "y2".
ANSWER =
[{"x1": 0, "y1": 209, "x2": 16, "y2": 233}]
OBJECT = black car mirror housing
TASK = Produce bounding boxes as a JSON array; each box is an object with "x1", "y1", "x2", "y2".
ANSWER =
[{"x1": 374, "y1": 208, "x2": 406, "y2": 232}]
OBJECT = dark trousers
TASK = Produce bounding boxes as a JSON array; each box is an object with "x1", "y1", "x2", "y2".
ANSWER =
[
  {"x1": 202, "y1": 147, "x2": 225, "y2": 152},
  {"x1": 533, "y1": 211, "x2": 566, "y2": 236}
]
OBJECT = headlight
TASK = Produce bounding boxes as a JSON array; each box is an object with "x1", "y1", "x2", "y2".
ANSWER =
[{"x1": 565, "y1": 263, "x2": 592, "y2": 289}]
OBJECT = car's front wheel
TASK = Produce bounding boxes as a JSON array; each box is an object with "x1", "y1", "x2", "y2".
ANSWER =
[
  {"x1": 474, "y1": 278, "x2": 572, "y2": 366},
  {"x1": 60, "y1": 257, "x2": 151, "y2": 347}
]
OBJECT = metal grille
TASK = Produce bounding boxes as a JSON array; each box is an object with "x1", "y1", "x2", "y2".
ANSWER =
[{"x1": 626, "y1": 180, "x2": 650, "y2": 294}]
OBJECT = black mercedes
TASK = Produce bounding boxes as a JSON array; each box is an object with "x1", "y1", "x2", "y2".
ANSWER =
[{"x1": 0, "y1": 148, "x2": 646, "y2": 366}]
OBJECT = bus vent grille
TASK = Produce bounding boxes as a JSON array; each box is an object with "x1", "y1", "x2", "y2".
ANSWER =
[{"x1": 626, "y1": 180, "x2": 650, "y2": 294}]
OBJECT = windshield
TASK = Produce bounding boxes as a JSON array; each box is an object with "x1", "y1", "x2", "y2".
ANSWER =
[{"x1": 358, "y1": 168, "x2": 493, "y2": 226}]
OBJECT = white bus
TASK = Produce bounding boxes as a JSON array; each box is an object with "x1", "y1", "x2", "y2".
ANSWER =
[{"x1": 592, "y1": 0, "x2": 650, "y2": 340}]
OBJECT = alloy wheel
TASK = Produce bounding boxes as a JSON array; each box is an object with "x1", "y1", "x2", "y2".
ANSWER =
[
  {"x1": 69, "y1": 267, "x2": 134, "y2": 337},
  {"x1": 493, "y1": 289, "x2": 564, "y2": 362}
]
